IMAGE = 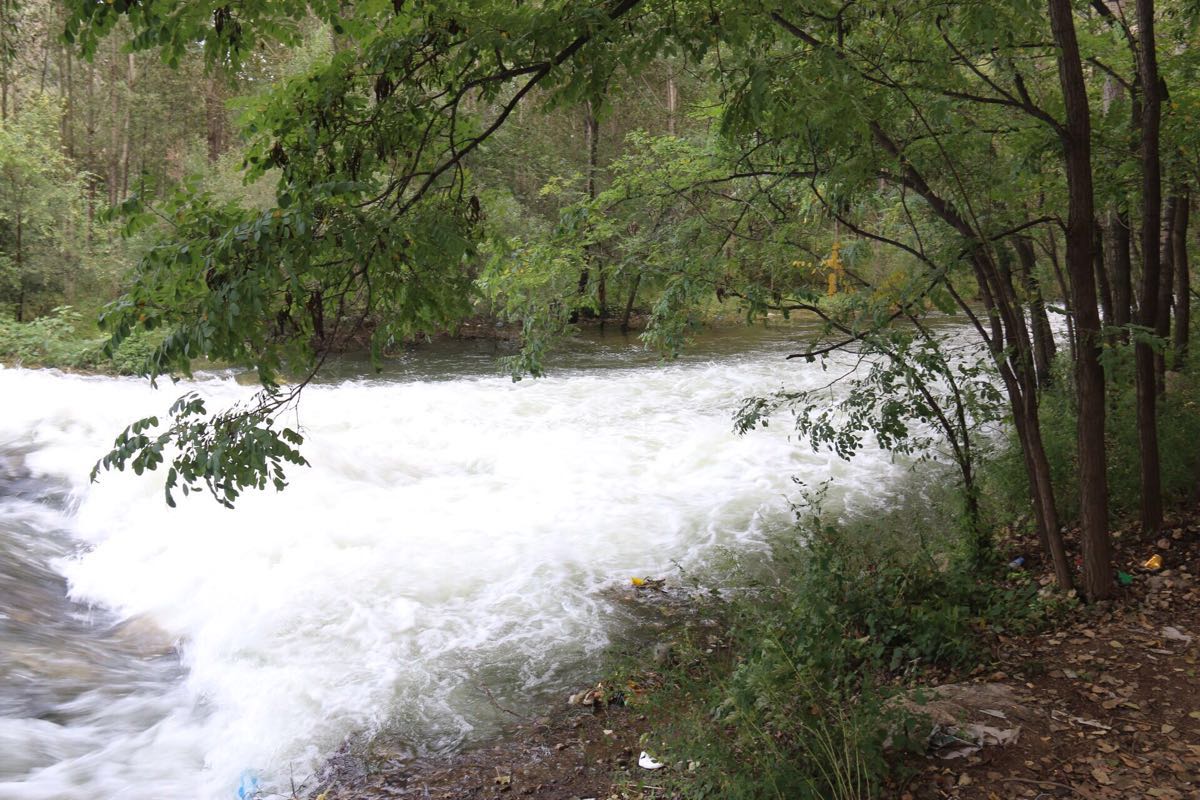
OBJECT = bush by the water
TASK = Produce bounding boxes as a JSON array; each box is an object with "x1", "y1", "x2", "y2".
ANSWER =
[
  {"x1": 626, "y1": 500, "x2": 1058, "y2": 800},
  {"x1": 983, "y1": 348, "x2": 1200, "y2": 525},
  {"x1": 0, "y1": 306, "x2": 159, "y2": 375}
]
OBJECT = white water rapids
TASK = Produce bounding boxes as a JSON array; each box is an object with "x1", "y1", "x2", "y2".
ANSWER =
[{"x1": 0, "y1": 329, "x2": 919, "y2": 799}]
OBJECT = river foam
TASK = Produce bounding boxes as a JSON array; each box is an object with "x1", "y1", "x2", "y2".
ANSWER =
[{"x1": 0, "y1": 334, "x2": 909, "y2": 799}]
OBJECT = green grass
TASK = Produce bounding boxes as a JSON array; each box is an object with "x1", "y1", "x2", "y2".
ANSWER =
[{"x1": 616, "y1": 492, "x2": 1059, "y2": 800}]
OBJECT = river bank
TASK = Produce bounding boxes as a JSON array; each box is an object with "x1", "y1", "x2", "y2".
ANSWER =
[
  {"x1": 0, "y1": 306, "x2": 763, "y2": 376},
  {"x1": 311, "y1": 502, "x2": 1200, "y2": 800}
]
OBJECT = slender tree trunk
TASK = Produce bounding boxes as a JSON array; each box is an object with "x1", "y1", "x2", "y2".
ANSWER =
[
  {"x1": 1049, "y1": 0, "x2": 1113, "y2": 599},
  {"x1": 1014, "y1": 237, "x2": 1056, "y2": 387},
  {"x1": 120, "y1": 53, "x2": 135, "y2": 201},
  {"x1": 205, "y1": 72, "x2": 227, "y2": 162},
  {"x1": 970, "y1": 247, "x2": 1073, "y2": 588},
  {"x1": 1093, "y1": 225, "x2": 1114, "y2": 330},
  {"x1": 1013, "y1": 400, "x2": 1072, "y2": 588},
  {"x1": 38, "y1": 35, "x2": 49, "y2": 94},
  {"x1": 1172, "y1": 190, "x2": 1191, "y2": 370},
  {"x1": 0, "y1": 0, "x2": 9, "y2": 122},
  {"x1": 1043, "y1": 228, "x2": 1077, "y2": 361},
  {"x1": 108, "y1": 38, "x2": 120, "y2": 207},
  {"x1": 1157, "y1": 194, "x2": 1177, "y2": 389},
  {"x1": 620, "y1": 272, "x2": 641, "y2": 333},
  {"x1": 578, "y1": 101, "x2": 602, "y2": 319},
  {"x1": 14, "y1": 211, "x2": 23, "y2": 322},
  {"x1": 872, "y1": 122, "x2": 1073, "y2": 588},
  {"x1": 1105, "y1": 209, "x2": 1134, "y2": 336},
  {"x1": 1134, "y1": 0, "x2": 1164, "y2": 536},
  {"x1": 85, "y1": 58, "x2": 96, "y2": 240},
  {"x1": 666, "y1": 65, "x2": 678, "y2": 137},
  {"x1": 61, "y1": 45, "x2": 75, "y2": 158}
]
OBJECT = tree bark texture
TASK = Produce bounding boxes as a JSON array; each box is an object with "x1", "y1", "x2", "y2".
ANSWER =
[
  {"x1": 1049, "y1": 0, "x2": 1113, "y2": 598},
  {"x1": 1134, "y1": 0, "x2": 1164, "y2": 536}
]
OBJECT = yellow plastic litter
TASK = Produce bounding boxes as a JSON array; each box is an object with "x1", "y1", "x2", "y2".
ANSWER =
[
  {"x1": 1143, "y1": 554, "x2": 1163, "y2": 571},
  {"x1": 631, "y1": 577, "x2": 646, "y2": 586}
]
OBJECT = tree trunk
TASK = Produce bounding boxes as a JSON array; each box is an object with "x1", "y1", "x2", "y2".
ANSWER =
[
  {"x1": 1012, "y1": 398, "x2": 1072, "y2": 588},
  {"x1": 1134, "y1": 0, "x2": 1164, "y2": 536},
  {"x1": 205, "y1": 72, "x2": 227, "y2": 162},
  {"x1": 1105, "y1": 209, "x2": 1134, "y2": 336},
  {"x1": 1093, "y1": 225, "x2": 1114, "y2": 331},
  {"x1": 120, "y1": 53, "x2": 136, "y2": 201},
  {"x1": 578, "y1": 101, "x2": 602, "y2": 319},
  {"x1": 63, "y1": 45, "x2": 75, "y2": 159},
  {"x1": 871, "y1": 122, "x2": 1073, "y2": 589},
  {"x1": 1049, "y1": 0, "x2": 1113, "y2": 599},
  {"x1": 1015, "y1": 236, "x2": 1057, "y2": 387},
  {"x1": 1157, "y1": 194, "x2": 1177, "y2": 388},
  {"x1": 108, "y1": 38, "x2": 120, "y2": 207},
  {"x1": 666, "y1": 66, "x2": 678, "y2": 137},
  {"x1": 14, "y1": 211, "x2": 23, "y2": 322},
  {"x1": 1172, "y1": 190, "x2": 1191, "y2": 370},
  {"x1": 0, "y1": 0, "x2": 9, "y2": 122},
  {"x1": 1043, "y1": 228, "x2": 1077, "y2": 362},
  {"x1": 85, "y1": 57, "x2": 96, "y2": 239},
  {"x1": 970, "y1": 245, "x2": 1073, "y2": 588},
  {"x1": 620, "y1": 272, "x2": 641, "y2": 333}
]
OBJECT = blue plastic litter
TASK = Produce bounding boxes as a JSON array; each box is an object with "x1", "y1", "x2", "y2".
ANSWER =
[
  {"x1": 1008, "y1": 556, "x2": 1025, "y2": 569},
  {"x1": 236, "y1": 770, "x2": 259, "y2": 800}
]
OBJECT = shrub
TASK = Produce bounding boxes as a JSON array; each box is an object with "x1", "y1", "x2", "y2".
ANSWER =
[
  {"x1": 0, "y1": 306, "x2": 160, "y2": 375},
  {"x1": 981, "y1": 347, "x2": 1200, "y2": 526},
  {"x1": 625, "y1": 497, "x2": 1051, "y2": 800}
]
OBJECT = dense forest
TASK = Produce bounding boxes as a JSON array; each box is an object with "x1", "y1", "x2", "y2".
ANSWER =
[{"x1": 3, "y1": 2, "x2": 1200, "y2": 796}]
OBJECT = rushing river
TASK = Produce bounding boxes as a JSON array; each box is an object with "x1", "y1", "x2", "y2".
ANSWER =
[{"x1": 0, "y1": 324, "x2": 919, "y2": 800}]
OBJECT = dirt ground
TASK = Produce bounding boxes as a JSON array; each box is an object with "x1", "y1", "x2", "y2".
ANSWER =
[
  {"x1": 897, "y1": 510, "x2": 1200, "y2": 800},
  {"x1": 315, "y1": 509, "x2": 1200, "y2": 800}
]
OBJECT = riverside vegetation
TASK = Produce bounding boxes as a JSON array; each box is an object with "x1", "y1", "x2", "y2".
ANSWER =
[{"x1": 3, "y1": 1, "x2": 1200, "y2": 798}]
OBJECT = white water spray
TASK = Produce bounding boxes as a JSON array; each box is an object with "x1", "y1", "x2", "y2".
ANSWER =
[{"x1": 0, "y1": 333, "x2": 913, "y2": 799}]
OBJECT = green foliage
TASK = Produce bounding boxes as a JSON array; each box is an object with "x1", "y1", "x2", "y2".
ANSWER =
[
  {"x1": 63, "y1": 0, "x2": 656, "y2": 498},
  {"x1": 0, "y1": 306, "x2": 160, "y2": 374},
  {"x1": 0, "y1": 93, "x2": 91, "y2": 320},
  {"x1": 64, "y1": 0, "x2": 336, "y2": 70},
  {"x1": 736, "y1": 326, "x2": 1006, "y2": 565},
  {"x1": 736, "y1": 331, "x2": 1003, "y2": 464},
  {"x1": 0, "y1": 306, "x2": 93, "y2": 366},
  {"x1": 91, "y1": 391, "x2": 308, "y2": 508},
  {"x1": 631, "y1": 495, "x2": 1053, "y2": 800},
  {"x1": 983, "y1": 343, "x2": 1200, "y2": 524},
  {"x1": 49, "y1": 0, "x2": 1200, "y2": 517}
]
